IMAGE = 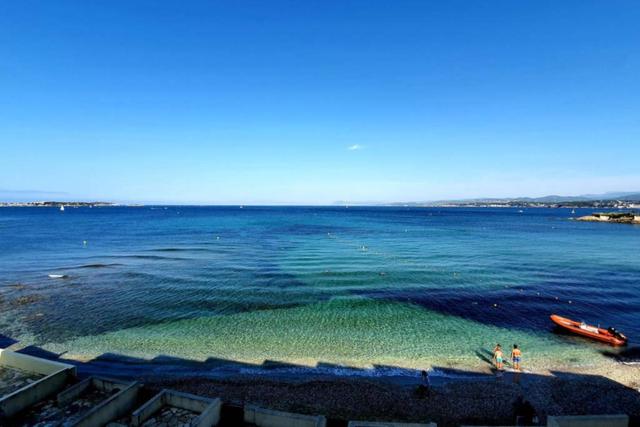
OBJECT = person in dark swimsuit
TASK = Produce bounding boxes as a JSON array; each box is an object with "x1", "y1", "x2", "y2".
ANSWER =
[{"x1": 511, "y1": 344, "x2": 522, "y2": 370}]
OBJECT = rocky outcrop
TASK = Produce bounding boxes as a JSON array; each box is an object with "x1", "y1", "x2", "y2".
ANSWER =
[{"x1": 577, "y1": 212, "x2": 640, "y2": 224}]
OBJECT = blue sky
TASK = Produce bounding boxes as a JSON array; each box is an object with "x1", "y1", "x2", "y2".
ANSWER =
[{"x1": 1, "y1": 1, "x2": 639, "y2": 204}]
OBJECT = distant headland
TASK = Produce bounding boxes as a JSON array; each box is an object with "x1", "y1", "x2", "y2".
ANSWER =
[{"x1": 0, "y1": 201, "x2": 120, "y2": 207}]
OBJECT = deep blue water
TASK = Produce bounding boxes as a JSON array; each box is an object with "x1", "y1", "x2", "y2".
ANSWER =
[{"x1": 0, "y1": 206, "x2": 638, "y2": 368}]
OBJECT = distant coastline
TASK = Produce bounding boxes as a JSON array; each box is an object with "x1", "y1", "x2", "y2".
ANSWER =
[
  {"x1": 3, "y1": 190, "x2": 640, "y2": 209},
  {"x1": 336, "y1": 191, "x2": 640, "y2": 209},
  {"x1": 421, "y1": 200, "x2": 640, "y2": 209},
  {"x1": 0, "y1": 201, "x2": 121, "y2": 207},
  {"x1": 419, "y1": 201, "x2": 639, "y2": 209}
]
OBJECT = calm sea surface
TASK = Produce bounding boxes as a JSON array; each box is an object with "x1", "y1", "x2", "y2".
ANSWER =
[{"x1": 1, "y1": 206, "x2": 638, "y2": 372}]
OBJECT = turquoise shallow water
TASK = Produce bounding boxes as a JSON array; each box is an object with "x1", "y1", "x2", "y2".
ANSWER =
[{"x1": 0, "y1": 206, "x2": 638, "y2": 372}]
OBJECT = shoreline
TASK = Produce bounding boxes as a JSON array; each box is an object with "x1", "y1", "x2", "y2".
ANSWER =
[
  {"x1": 67, "y1": 353, "x2": 639, "y2": 426},
  {"x1": 13, "y1": 344, "x2": 639, "y2": 389},
  {"x1": 6, "y1": 344, "x2": 638, "y2": 426},
  {"x1": 35, "y1": 346, "x2": 626, "y2": 381}
]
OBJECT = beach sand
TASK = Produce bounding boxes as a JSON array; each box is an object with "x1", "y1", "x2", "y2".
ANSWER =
[
  {"x1": 4, "y1": 337, "x2": 639, "y2": 426},
  {"x1": 116, "y1": 361, "x2": 640, "y2": 426}
]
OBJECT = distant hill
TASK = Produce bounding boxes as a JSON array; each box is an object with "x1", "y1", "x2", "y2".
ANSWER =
[
  {"x1": 334, "y1": 191, "x2": 640, "y2": 207},
  {"x1": 442, "y1": 192, "x2": 640, "y2": 204},
  {"x1": 579, "y1": 191, "x2": 640, "y2": 200}
]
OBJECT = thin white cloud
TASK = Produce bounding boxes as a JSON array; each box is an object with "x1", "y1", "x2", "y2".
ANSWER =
[{"x1": 347, "y1": 144, "x2": 363, "y2": 151}]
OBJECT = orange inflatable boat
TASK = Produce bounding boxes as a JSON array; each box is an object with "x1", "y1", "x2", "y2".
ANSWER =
[{"x1": 550, "y1": 314, "x2": 628, "y2": 346}]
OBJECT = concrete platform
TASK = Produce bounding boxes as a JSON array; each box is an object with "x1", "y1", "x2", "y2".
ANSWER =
[
  {"x1": 18, "y1": 375, "x2": 140, "y2": 427},
  {"x1": 547, "y1": 414, "x2": 629, "y2": 427},
  {"x1": 348, "y1": 421, "x2": 437, "y2": 427},
  {"x1": 244, "y1": 404, "x2": 327, "y2": 427},
  {"x1": 61, "y1": 376, "x2": 140, "y2": 427},
  {"x1": 0, "y1": 365, "x2": 44, "y2": 397},
  {"x1": 130, "y1": 389, "x2": 221, "y2": 427},
  {"x1": 0, "y1": 348, "x2": 76, "y2": 418}
]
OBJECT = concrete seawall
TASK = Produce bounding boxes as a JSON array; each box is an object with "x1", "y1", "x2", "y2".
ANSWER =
[
  {"x1": 547, "y1": 414, "x2": 629, "y2": 427},
  {"x1": 0, "y1": 349, "x2": 76, "y2": 418},
  {"x1": 245, "y1": 404, "x2": 327, "y2": 427},
  {"x1": 131, "y1": 389, "x2": 221, "y2": 427}
]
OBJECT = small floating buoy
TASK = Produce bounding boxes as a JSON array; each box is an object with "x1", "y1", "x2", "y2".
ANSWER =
[{"x1": 83, "y1": 240, "x2": 88, "y2": 246}]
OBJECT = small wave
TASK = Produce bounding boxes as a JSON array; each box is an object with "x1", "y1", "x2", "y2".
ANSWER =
[
  {"x1": 236, "y1": 365, "x2": 419, "y2": 378},
  {"x1": 150, "y1": 248, "x2": 213, "y2": 253},
  {"x1": 428, "y1": 368, "x2": 489, "y2": 380},
  {"x1": 122, "y1": 271, "x2": 161, "y2": 279},
  {"x1": 96, "y1": 254, "x2": 187, "y2": 261},
  {"x1": 60, "y1": 263, "x2": 124, "y2": 270},
  {"x1": 130, "y1": 255, "x2": 187, "y2": 261}
]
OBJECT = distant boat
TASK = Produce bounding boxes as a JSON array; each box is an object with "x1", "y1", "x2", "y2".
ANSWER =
[
  {"x1": 48, "y1": 274, "x2": 66, "y2": 279},
  {"x1": 60, "y1": 205, "x2": 65, "y2": 212},
  {"x1": 571, "y1": 209, "x2": 576, "y2": 214},
  {"x1": 518, "y1": 209, "x2": 524, "y2": 213}
]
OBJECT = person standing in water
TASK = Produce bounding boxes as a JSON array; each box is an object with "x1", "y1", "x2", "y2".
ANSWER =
[
  {"x1": 511, "y1": 344, "x2": 522, "y2": 370},
  {"x1": 493, "y1": 344, "x2": 504, "y2": 370}
]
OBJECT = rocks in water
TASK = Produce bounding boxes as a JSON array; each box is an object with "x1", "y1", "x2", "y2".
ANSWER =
[
  {"x1": 577, "y1": 212, "x2": 640, "y2": 224},
  {"x1": 11, "y1": 294, "x2": 41, "y2": 306}
]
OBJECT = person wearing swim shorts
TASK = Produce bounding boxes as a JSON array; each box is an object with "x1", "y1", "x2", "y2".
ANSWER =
[
  {"x1": 493, "y1": 343, "x2": 504, "y2": 370},
  {"x1": 511, "y1": 344, "x2": 522, "y2": 370}
]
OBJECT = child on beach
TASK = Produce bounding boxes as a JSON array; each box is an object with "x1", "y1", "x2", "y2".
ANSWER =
[
  {"x1": 493, "y1": 343, "x2": 504, "y2": 370},
  {"x1": 511, "y1": 344, "x2": 522, "y2": 370}
]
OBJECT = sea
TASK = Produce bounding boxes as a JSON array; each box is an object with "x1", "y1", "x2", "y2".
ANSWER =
[{"x1": 0, "y1": 206, "x2": 638, "y2": 375}]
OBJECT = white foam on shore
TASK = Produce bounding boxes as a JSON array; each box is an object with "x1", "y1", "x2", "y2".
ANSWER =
[{"x1": 236, "y1": 364, "x2": 420, "y2": 378}]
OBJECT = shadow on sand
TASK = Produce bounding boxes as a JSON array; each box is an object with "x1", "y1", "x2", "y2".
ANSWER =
[{"x1": 2, "y1": 338, "x2": 639, "y2": 427}]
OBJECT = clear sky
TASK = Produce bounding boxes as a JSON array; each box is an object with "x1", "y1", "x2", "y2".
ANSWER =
[{"x1": 1, "y1": 1, "x2": 639, "y2": 204}]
